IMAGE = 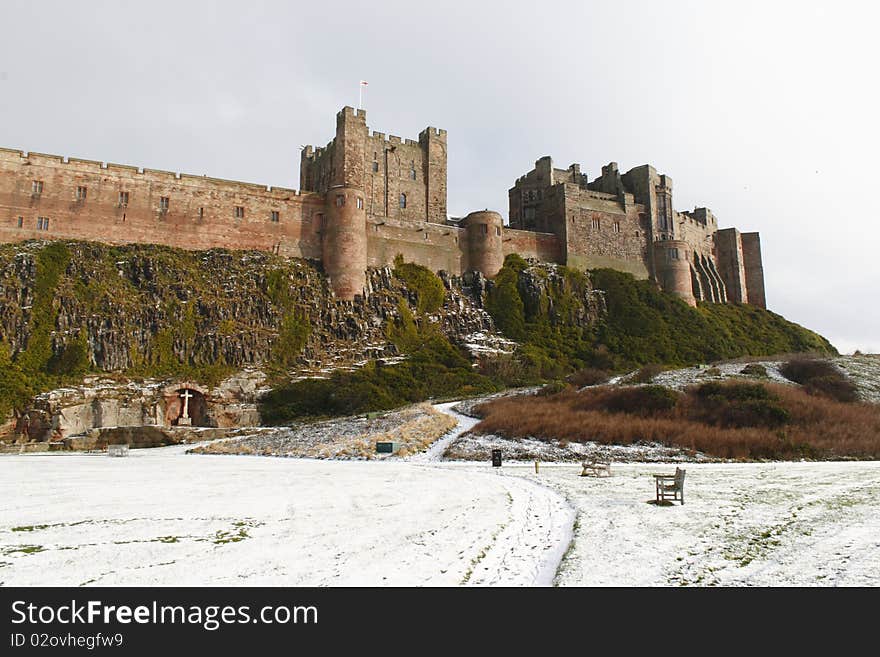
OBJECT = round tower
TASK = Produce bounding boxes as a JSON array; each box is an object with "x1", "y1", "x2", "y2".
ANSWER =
[
  {"x1": 463, "y1": 210, "x2": 504, "y2": 278},
  {"x1": 653, "y1": 239, "x2": 696, "y2": 307},
  {"x1": 322, "y1": 186, "x2": 367, "y2": 300}
]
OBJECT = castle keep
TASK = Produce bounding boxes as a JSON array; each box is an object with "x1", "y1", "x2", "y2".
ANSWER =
[{"x1": 0, "y1": 106, "x2": 764, "y2": 307}]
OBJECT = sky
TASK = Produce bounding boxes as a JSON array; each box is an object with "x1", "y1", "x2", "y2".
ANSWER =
[{"x1": 1, "y1": 0, "x2": 877, "y2": 353}]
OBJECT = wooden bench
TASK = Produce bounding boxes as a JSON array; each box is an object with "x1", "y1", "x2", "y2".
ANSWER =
[
  {"x1": 580, "y1": 460, "x2": 611, "y2": 477},
  {"x1": 653, "y1": 467, "x2": 685, "y2": 504},
  {"x1": 108, "y1": 444, "x2": 130, "y2": 457}
]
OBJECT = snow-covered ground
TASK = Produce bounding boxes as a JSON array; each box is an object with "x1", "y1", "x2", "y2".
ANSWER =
[
  {"x1": 2, "y1": 404, "x2": 878, "y2": 587},
  {"x1": 0, "y1": 412, "x2": 573, "y2": 587},
  {"x1": 503, "y1": 461, "x2": 880, "y2": 586}
]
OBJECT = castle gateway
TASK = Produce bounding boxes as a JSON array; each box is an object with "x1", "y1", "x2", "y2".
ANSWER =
[{"x1": 0, "y1": 106, "x2": 764, "y2": 307}]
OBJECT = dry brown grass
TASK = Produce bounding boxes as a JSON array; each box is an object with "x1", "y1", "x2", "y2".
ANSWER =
[{"x1": 472, "y1": 383, "x2": 880, "y2": 460}]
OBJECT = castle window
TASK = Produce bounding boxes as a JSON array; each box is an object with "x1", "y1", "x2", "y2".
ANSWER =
[
  {"x1": 234, "y1": 206, "x2": 245, "y2": 219},
  {"x1": 32, "y1": 180, "x2": 43, "y2": 195},
  {"x1": 669, "y1": 248, "x2": 679, "y2": 261},
  {"x1": 524, "y1": 207, "x2": 535, "y2": 221},
  {"x1": 270, "y1": 210, "x2": 280, "y2": 223},
  {"x1": 356, "y1": 197, "x2": 364, "y2": 210},
  {"x1": 399, "y1": 193, "x2": 406, "y2": 209},
  {"x1": 118, "y1": 191, "x2": 129, "y2": 207},
  {"x1": 613, "y1": 221, "x2": 620, "y2": 233},
  {"x1": 37, "y1": 216, "x2": 49, "y2": 230},
  {"x1": 159, "y1": 196, "x2": 170, "y2": 212},
  {"x1": 496, "y1": 226, "x2": 501, "y2": 236},
  {"x1": 198, "y1": 207, "x2": 204, "y2": 219},
  {"x1": 17, "y1": 216, "x2": 23, "y2": 228},
  {"x1": 372, "y1": 161, "x2": 379, "y2": 173},
  {"x1": 480, "y1": 224, "x2": 488, "y2": 235},
  {"x1": 410, "y1": 162, "x2": 417, "y2": 180},
  {"x1": 76, "y1": 186, "x2": 87, "y2": 201},
  {"x1": 591, "y1": 217, "x2": 601, "y2": 230},
  {"x1": 335, "y1": 195, "x2": 345, "y2": 207}
]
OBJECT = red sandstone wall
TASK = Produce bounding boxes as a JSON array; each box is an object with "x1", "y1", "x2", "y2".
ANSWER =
[
  {"x1": 564, "y1": 188, "x2": 649, "y2": 278},
  {"x1": 366, "y1": 217, "x2": 465, "y2": 274},
  {"x1": 741, "y1": 232, "x2": 766, "y2": 309},
  {"x1": 503, "y1": 228, "x2": 563, "y2": 264},
  {"x1": 0, "y1": 148, "x2": 324, "y2": 260}
]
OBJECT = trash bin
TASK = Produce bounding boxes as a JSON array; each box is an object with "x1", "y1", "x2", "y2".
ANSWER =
[{"x1": 491, "y1": 449, "x2": 502, "y2": 467}]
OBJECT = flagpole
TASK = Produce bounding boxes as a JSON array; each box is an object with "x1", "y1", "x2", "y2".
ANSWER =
[{"x1": 358, "y1": 80, "x2": 368, "y2": 110}]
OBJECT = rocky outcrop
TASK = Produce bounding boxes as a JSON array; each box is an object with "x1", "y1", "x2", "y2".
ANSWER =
[
  {"x1": 5, "y1": 370, "x2": 267, "y2": 445},
  {"x1": 0, "y1": 240, "x2": 507, "y2": 445},
  {"x1": 0, "y1": 240, "x2": 500, "y2": 374}
]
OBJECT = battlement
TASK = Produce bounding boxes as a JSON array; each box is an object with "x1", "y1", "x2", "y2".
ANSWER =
[
  {"x1": 419, "y1": 127, "x2": 447, "y2": 139},
  {"x1": 1, "y1": 146, "x2": 311, "y2": 197},
  {"x1": 337, "y1": 106, "x2": 367, "y2": 121}
]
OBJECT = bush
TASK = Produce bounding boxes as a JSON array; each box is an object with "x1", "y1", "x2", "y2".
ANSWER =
[
  {"x1": 629, "y1": 364, "x2": 664, "y2": 384},
  {"x1": 695, "y1": 381, "x2": 773, "y2": 402},
  {"x1": 741, "y1": 363, "x2": 768, "y2": 378},
  {"x1": 538, "y1": 380, "x2": 569, "y2": 396},
  {"x1": 603, "y1": 385, "x2": 680, "y2": 416},
  {"x1": 692, "y1": 382, "x2": 790, "y2": 429},
  {"x1": 393, "y1": 255, "x2": 446, "y2": 314},
  {"x1": 804, "y1": 375, "x2": 859, "y2": 403},
  {"x1": 780, "y1": 357, "x2": 858, "y2": 402},
  {"x1": 567, "y1": 367, "x2": 611, "y2": 388},
  {"x1": 719, "y1": 399, "x2": 791, "y2": 429},
  {"x1": 780, "y1": 358, "x2": 839, "y2": 384}
]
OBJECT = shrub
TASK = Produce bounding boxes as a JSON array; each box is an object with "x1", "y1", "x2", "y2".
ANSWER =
[
  {"x1": 804, "y1": 375, "x2": 859, "y2": 403},
  {"x1": 719, "y1": 399, "x2": 791, "y2": 429},
  {"x1": 539, "y1": 380, "x2": 569, "y2": 396},
  {"x1": 741, "y1": 363, "x2": 768, "y2": 377},
  {"x1": 567, "y1": 367, "x2": 611, "y2": 388},
  {"x1": 393, "y1": 255, "x2": 446, "y2": 314},
  {"x1": 629, "y1": 364, "x2": 664, "y2": 384},
  {"x1": 780, "y1": 358, "x2": 839, "y2": 384},
  {"x1": 780, "y1": 357, "x2": 858, "y2": 402},
  {"x1": 694, "y1": 381, "x2": 773, "y2": 402},
  {"x1": 603, "y1": 385, "x2": 680, "y2": 416}
]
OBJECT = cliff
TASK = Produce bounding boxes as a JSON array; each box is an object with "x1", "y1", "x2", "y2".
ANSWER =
[{"x1": 0, "y1": 240, "x2": 501, "y2": 427}]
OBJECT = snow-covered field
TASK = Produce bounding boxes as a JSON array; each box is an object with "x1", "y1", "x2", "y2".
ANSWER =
[
  {"x1": 504, "y1": 461, "x2": 880, "y2": 586},
  {"x1": 0, "y1": 439, "x2": 570, "y2": 587},
  {"x1": 2, "y1": 404, "x2": 878, "y2": 587}
]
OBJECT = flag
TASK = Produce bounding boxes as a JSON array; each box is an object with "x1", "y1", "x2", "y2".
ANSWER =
[{"x1": 360, "y1": 80, "x2": 368, "y2": 86}]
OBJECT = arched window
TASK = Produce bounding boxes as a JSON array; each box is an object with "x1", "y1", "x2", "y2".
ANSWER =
[{"x1": 399, "y1": 193, "x2": 407, "y2": 209}]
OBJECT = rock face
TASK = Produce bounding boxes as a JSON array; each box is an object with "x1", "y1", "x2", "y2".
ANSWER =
[
  {"x1": 0, "y1": 241, "x2": 498, "y2": 374},
  {"x1": 8, "y1": 370, "x2": 267, "y2": 445},
  {"x1": 0, "y1": 240, "x2": 506, "y2": 445}
]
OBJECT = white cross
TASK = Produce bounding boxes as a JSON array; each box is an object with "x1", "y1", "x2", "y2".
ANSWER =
[{"x1": 179, "y1": 390, "x2": 193, "y2": 419}]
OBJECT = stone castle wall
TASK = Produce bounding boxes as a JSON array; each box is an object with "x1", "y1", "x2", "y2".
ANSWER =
[
  {"x1": 0, "y1": 106, "x2": 766, "y2": 308},
  {"x1": 0, "y1": 147, "x2": 325, "y2": 260}
]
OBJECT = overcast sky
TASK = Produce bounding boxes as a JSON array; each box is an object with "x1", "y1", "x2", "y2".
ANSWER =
[{"x1": 1, "y1": 0, "x2": 877, "y2": 353}]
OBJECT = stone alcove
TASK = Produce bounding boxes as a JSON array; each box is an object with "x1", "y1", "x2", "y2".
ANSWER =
[{"x1": 162, "y1": 383, "x2": 211, "y2": 427}]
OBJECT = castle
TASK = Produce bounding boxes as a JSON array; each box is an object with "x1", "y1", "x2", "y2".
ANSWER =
[{"x1": 0, "y1": 106, "x2": 764, "y2": 307}]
